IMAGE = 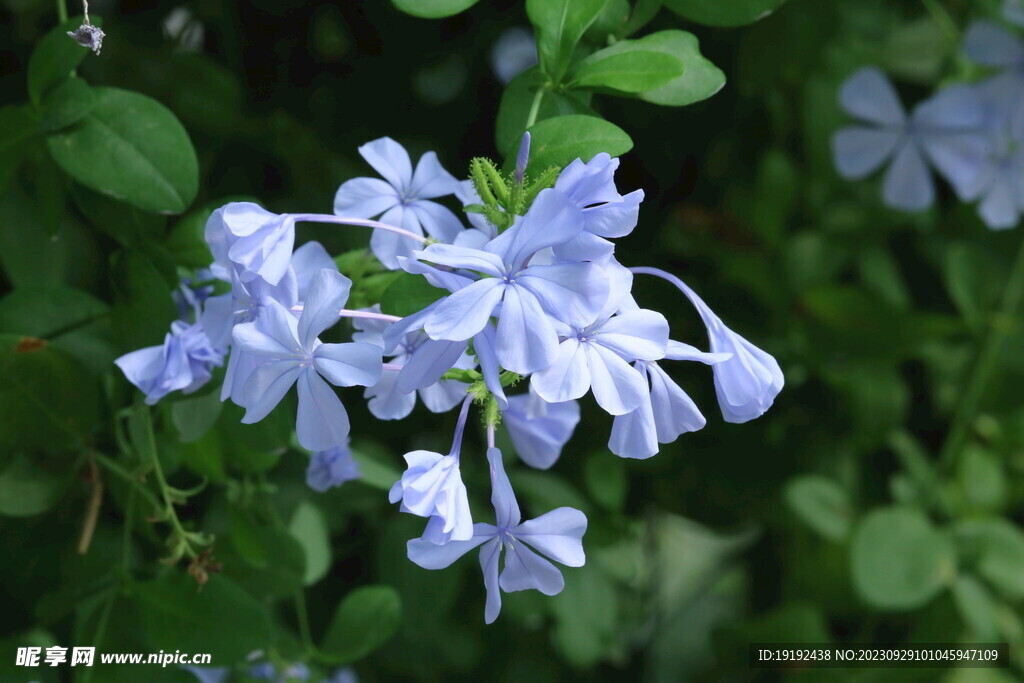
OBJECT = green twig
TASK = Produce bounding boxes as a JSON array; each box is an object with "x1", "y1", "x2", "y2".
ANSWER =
[
  {"x1": 92, "y1": 451, "x2": 162, "y2": 513},
  {"x1": 525, "y1": 87, "x2": 545, "y2": 129},
  {"x1": 921, "y1": 0, "x2": 960, "y2": 44},
  {"x1": 940, "y1": 237, "x2": 1024, "y2": 470},
  {"x1": 295, "y1": 589, "x2": 316, "y2": 657},
  {"x1": 57, "y1": 0, "x2": 68, "y2": 24}
]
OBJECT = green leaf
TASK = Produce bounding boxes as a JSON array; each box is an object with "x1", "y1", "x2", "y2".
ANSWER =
[
  {"x1": 320, "y1": 585, "x2": 402, "y2": 664},
  {"x1": 0, "y1": 287, "x2": 108, "y2": 338},
  {"x1": 951, "y1": 575, "x2": 1001, "y2": 640},
  {"x1": 226, "y1": 506, "x2": 306, "y2": 598},
  {"x1": 0, "y1": 334, "x2": 100, "y2": 454},
  {"x1": 583, "y1": 455, "x2": 627, "y2": 510},
  {"x1": 584, "y1": 30, "x2": 724, "y2": 106},
  {"x1": 0, "y1": 106, "x2": 40, "y2": 192},
  {"x1": 289, "y1": 501, "x2": 332, "y2": 586},
  {"x1": 111, "y1": 248, "x2": 177, "y2": 351},
  {"x1": 391, "y1": 0, "x2": 480, "y2": 18},
  {"x1": 350, "y1": 440, "x2": 402, "y2": 490},
  {"x1": 132, "y1": 574, "x2": 273, "y2": 663},
  {"x1": 662, "y1": 0, "x2": 788, "y2": 27},
  {"x1": 525, "y1": 115, "x2": 632, "y2": 174},
  {"x1": 170, "y1": 390, "x2": 224, "y2": 444},
  {"x1": 46, "y1": 87, "x2": 199, "y2": 214},
  {"x1": 526, "y1": 0, "x2": 610, "y2": 82},
  {"x1": 380, "y1": 271, "x2": 447, "y2": 317},
  {"x1": 570, "y1": 49, "x2": 683, "y2": 93},
  {"x1": 40, "y1": 77, "x2": 94, "y2": 134},
  {"x1": 955, "y1": 446, "x2": 1007, "y2": 514},
  {"x1": 943, "y1": 242, "x2": 1007, "y2": 332},
  {"x1": 784, "y1": 475, "x2": 853, "y2": 541},
  {"x1": 495, "y1": 68, "x2": 595, "y2": 157},
  {"x1": 850, "y1": 506, "x2": 955, "y2": 610},
  {"x1": 0, "y1": 453, "x2": 75, "y2": 517},
  {"x1": 953, "y1": 518, "x2": 1024, "y2": 601},
  {"x1": 27, "y1": 17, "x2": 97, "y2": 106}
]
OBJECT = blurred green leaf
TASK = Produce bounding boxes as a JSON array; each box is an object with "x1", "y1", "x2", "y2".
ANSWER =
[
  {"x1": 955, "y1": 446, "x2": 1007, "y2": 515},
  {"x1": 549, "y1": 564, "x2": 618, "y2": 667},
  {"x1": 380, "y1": 271, "x2": 446, "y2": 317},
  {"x1": 953, "y1": 518, "x2": 1024, "y2": 601},
  {"x1": 0, "y1": 453, "x2": 75, "y2": 517},
  {"x1": 496, "y1": 68, "x2": 595, "y2": 156},
  {"x1": 850, "y1": 506, "x2": 955, "y2": 610},
  {"x1": 951, "y1": 574, "x2": 1001, "y2": 641},
  {"x1": 662, "y1": 0, "x2": 787, "y2": 27},
  {"x1": 111, "y1": 248, "x2": 177, "y2": 351},
  {"x1": 527, "y1": 0, "x2": 610, "y2": 82},
  {"x1": 321, "y1": 585, "x2": 403, "y2": 664},
  {"x1": 526, "y1": 115, "x2": 632, "y2": 174},
  {"x1": 569, "y1": 49, "x2": 683, "y2": 92},
  {"x1": 392, "y1": 0, "x2": 480, "y2": 18},
  {"x1": 0, "y1": 106, "x2": 40, "y2": 192},
  {"x1": 0, "y1": 287, "x2": 108, "y2": 338},
  {"x1": 40, "y1": 77, "x2": 94, "y2": 134},
  {"x1": 26, "y1": 17, "x2": 96, "y2": 106},
  {"x1": 583, "y1": 454, "x2": 627, "y2": 510},
  {"x1": 47, "y1": 87, "x2": 199, "y2": 214},
  {"x1": 289, "y1": 500, "x2": 332, "y2": 586},
  {"x1": 784, "y1": 475, "x2": 853, "y2": 541},
  {"x1": 0, "y1": 334, "x2": 100, "y2": 454},
  {"x1": 133, "y1": 574, "x2": 273, "y2": 663},
  {"x1": 943, "y1": 241, "x2": 1007, "y2": 332},
  {"x1": 171, "y1": 390, "x2": 224, "y2": 444},
  {"x1": 350, "y1": 440, "x2": 402, "y2": 491},
  {"x1": 226, "y1": 506, "x2": 307, "y2": 597}
]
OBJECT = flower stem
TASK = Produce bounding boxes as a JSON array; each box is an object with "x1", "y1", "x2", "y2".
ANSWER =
[
  {"x1": 138, "y1": 404, "x2": 199, "y2": 559},
  {"x1": 295, "y1": 589, "x2": 316, "y2": 657},
  {"x1": 920, "y1": 0, "x2": 960, "y2": 44},
  {"x1": 288, "y1": 213, "x2": 428, "y2": 244},
  {"x1": 940, "y1": 237, "x2": 1024, "y2": 470},
  {"x1": 57, "y1": 0, "x2": 67, "y2": 23},
  {"x1": 525, "y1": 87, "x2": 545, "y2": 129},
  {"x1": 487, "y1": 422, "x2": 496, "y2": 449}
]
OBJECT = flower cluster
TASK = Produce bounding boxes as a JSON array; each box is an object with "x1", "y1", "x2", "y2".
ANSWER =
[
  {"x1": 833, "y1": 1, "x2": 1024, "y2": 229},
  {"x1": 115, "y1": 133, "x2": 783, "y2": 622}
]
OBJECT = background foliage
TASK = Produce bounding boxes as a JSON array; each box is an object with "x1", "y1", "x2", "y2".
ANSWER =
[{"x1": 1, "y1": 0, "x2": 1023, "y2": 680}]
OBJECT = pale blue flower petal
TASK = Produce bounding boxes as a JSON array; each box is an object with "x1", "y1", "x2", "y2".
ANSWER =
[
  {"x1": 838, "y1": 67, "x2": 905, "y2": 126},
  {"x1": 240, "y1": 360, "x2": 304, "y2": 423},
  {"x1": 480, "y1": 538, "x2": 503, "y2": 624},
  {"x1": 498, "y1": 541, "x2": 565, "y2": 595},
  {"x1": 516, "y1": 262, "x2": 609, "y2": 328},
  {"x1": 503, "y1": 392, "x2": 580, "y2": 469},
  {"x1": 307, "y1": 442, "x2": 360, "y2": 492},
  {"x1": 423, "y1": 278, "x2": 505, "y2": 341},
  {"x1": 295, "y1": 370, "x2": 351, "y2": 450},
  {"x1": 407, "y1": 526, "x2": 494, "y2": 569},
  {"x1": 487, "y1": 447, "x2": 521, "y2": 529},
  {"x1": 832, "y1": 126, "x2": 902, "y2": 179},
  {"x1": 609, "y1": 390, "x2": 659, "y2": 459},
  {"x1": 358, "y1": 137, "x2": 414, "y2": 190},
  {"x1": 395, "y1": 339, "x2": 468, "y2": 393},
  {"x1": 291, "y1": 241, "x2": 339, "y2": 299},
  {"x1": 513, "y1": 507, "x2": 587, "y2": 567},
  {"x1": 882, "y1": 141, "x2": 934, "y2": 210},
  {"x1": 486, "y1": 188, "x2": 584, "y2": 268},
  {"x1": 415, "y1": 243, "x2": 506, "y2": 277},
  {"x1": 409, "y1": 151, "x2": 461, "y2": 198},
  {"x1": 298, "y1": 269, "x2": 353, "y2": 349},
  {"x1": 530, "y1": 338, "x2": 590, "y2": 404},
  {"x1": 372, "y1": 204, "x2": 424, "y2": 270},
  {"x1": 585, "y1": 343, "x2": 648, "y2": 416},
  {"x1": 473, "y1": 324, "x2": 508, "y2": 407},
  {"x1": 596, "y1": 309, "x2": 669, "y2": 361},
  {"x1": 313, "y1": 342, "x2": 383, "y2": 387},
  {"x1": 964, "y1": 20, "x2": 1024, "y2": 68},
  {"x1": 365, "y1": 368, "x2": 417, "y2": 420},
  {"x1": 495, "y1": 285, "x2": 560, "y2": 374},
  {"x1": 409, "y1": 200, "x2": 465, "y2": 243},
  {"x1": 332, "y1": 177, "x2": 401, "y2": 218},
  {"x1": 418, "y1": 378, "x2": 468, "y2": 414},
  {"x1": 648, "y1": 362, "x2": 706, "y2": 442}
]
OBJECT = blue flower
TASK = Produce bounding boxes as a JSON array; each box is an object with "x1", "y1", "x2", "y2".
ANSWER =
[
  {"x1": 173, "y1": 269, "x2": 215, "y2": 321},
  {"x1": 1006, "y1": 0, "x2": 1024, "y2": 26},
  {"x1": 326, "y1": 668, "x2": 359, "y2": 683},
  {"x1": 334, "y1": 137, "x2": 464, "y2": 269},
  {"x1": 414, "y1": 189, "x2": 608, "y2": 374},
  {"x1": 307, "y1": 441, "x2": 361, "y2": 492},
  {"x1": 502, "y1": 386, "x2": 580, "y2": 469},
  {"x1": 490, "y1": 27, "x2": 538, "y2": 84},
  {"x1": 205, "y1": 202, "x2": 297, "y2": 286},
  {"x1": 115, "y1": 321, "x2": 224, "y2": 405},
  {"x1": 551, "y1": 153, "x2": 644, "y2": 261},
  {"x1": 352, "y1": 305, "x2": 469, "y2": 420},
  {"x1": 833, "y1": 67, "x2": 988, "y2": 210},
  {"x1": 183, "y1": 665, "x2": 229, "y2": 683},
  {"x1": 231, "y1": 269, "x2": 382, "y2": 451},
  {"x1": 407, "y1": 447, "x2": 587, "y2": 624},
  {"x1": 389, "y1": 397, "x2": 475, "y2": 542},
  {"x1": 609, "y1": 342, "x2": 731, "y2": 459},
  {"x1": 631, "y1": 267, "x2": 783, "y2": 424}
]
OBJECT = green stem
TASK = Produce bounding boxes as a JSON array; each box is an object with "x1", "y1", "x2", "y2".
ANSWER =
[
  {"x1": 57, "y1": 0, "x2": 68, "y2": 23},
  {"x1": 93, "y1": 451, "x2": 163, "y2": 513},
  {"x1": 920, "y1": 0, "x2": 960, "y2": 43},
  {"x1": 940, "y1": 237, "x2": 1024, "y2": 470},
  {"x1": 138, "y1": 404, "x2": 198, "y2": 559},
  {"x1": 295, "y1": 589, "x2": 316, "y2": 656},
  {"x1": 525, "y1": 87, "x2": 545, "y2": 129}
]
